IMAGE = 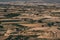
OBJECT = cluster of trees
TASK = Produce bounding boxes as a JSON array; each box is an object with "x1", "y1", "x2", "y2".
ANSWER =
[{"x1": 4, "y1": 13, "x2": 20, "y2": 18}]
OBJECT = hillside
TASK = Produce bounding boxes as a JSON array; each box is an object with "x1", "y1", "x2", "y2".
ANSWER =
[{"x1": 0, "y1": 0, "x2": 60, "y2": 3}]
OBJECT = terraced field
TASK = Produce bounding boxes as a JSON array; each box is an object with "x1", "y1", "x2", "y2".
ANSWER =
[{"x1": 0, "y1": 4, "x2": 60, "y2": 40}]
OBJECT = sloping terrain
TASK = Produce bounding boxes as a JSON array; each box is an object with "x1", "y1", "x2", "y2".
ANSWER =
[
  {"x1": 0, "y1": 4, "x2": 60, "y2": 40},
  {"x1": 0, "y1": 0, "x2": 60, "y2": 3}
]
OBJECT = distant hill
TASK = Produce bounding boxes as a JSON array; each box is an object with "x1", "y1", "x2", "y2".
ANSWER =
[{"x1": 0, "y1": 0, "x2": 60, "y2": 3}]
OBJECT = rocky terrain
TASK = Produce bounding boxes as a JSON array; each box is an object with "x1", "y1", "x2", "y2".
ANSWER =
[{"x1": 0, "y1": 3, "x2": 60, "y2": 40}]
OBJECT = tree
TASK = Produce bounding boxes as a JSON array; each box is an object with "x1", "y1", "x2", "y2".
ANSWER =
[
  {"x1": 0, "y1": 25, "x2": 3, "y2": 28},
  {"x1": 47, "y1": 22, "x2": 54, "y2": 27}
]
